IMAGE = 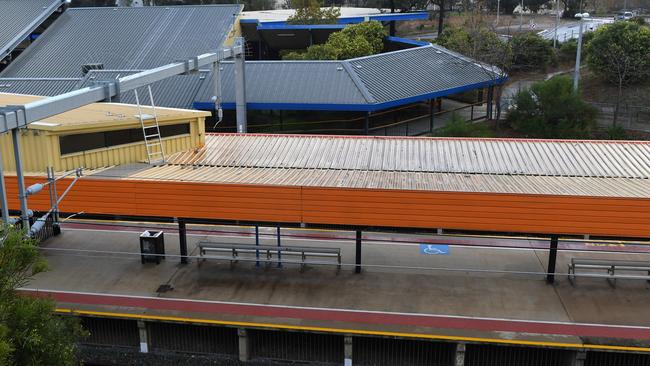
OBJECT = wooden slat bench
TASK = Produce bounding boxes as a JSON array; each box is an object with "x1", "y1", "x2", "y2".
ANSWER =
[
  {"x1": 198, "y1": 242, "x2": 341, "y2": 270},
  {"x1": 568, "y1": 258, "x2": 650, "y2": 286}
]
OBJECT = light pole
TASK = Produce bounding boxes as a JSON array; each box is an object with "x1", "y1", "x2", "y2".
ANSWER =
[
  {"x1": 518, "y1": 0, "x2": 524, "y2": 31},
  {"x1": 553, "y1": 0, "x2": 560, "y2": 48},
  {"x1": 496, "y1": 0, "x2": 500, "y2": 26},
  {"x1": 573, "y1": 12, "x2": 589, "y2": 91}
]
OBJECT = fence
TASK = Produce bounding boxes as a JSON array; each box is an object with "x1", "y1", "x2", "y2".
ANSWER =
[
  {"x1": 591, "y1": 102, "x2": 650, "y2": 132},
  {"x1": 208, "y1": 99, "x2": 490, "y2": 137}
]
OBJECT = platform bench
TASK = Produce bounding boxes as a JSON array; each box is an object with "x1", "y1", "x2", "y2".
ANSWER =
[
  {"x1": 568, "y1": 258, "x2": 650, "y2": 286},
  {"x1": 198, "y1": 242, "x2": 341, "y2": 270}
]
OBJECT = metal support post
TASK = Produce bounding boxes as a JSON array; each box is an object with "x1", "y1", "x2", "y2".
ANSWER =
[
  {"x1": 547, "y1": 235, "x2": 559, "y2": 284},
  {"x1": 470, "y1": 105, "x2": 474, "y2": 121},
  {"x1": 238, "y1": 328, "x2": 250, "y2": 362},
  {"x1": 573, "y1": 18, "x2": 585, "y2": 91},
  {"x1": 255, "y1": 225, "x2": 260, "y2": 267},
  {"x1": 344, "y1": 335, "x2": 353, "y2": 366},
  {"x1": 355, "y1": 230, "x2": 362, "y2": 274},
  {"x1": 11, "y1": 129, "x2": 29, "y2": 230},
  {"x1": 487, "y1": 87, "x2": 494, "y2": 120},
  {"x1": 0, "y1": 147, "x2": 9, "y2": 224},
  {"x1": 137, "y1": 320, "x2": 149, "y2": 353},
  {"x1": 455, "y1": 343, "x2": 466, "y2": 366},
  {"x1": 178, "y1": 219, "x2": 188, "y2": 264},
  {"x1": 429, "y1": 99, "x2": 435, "y2": 133},
  {"x1": 570, "y1": 350, "x2": 586, "y2": 366},
  {"x1": 364, "y1": 113, "x2": 370, "y2": 135},
  {"x1": 234, "y1": 37, "x2": 247, "y2": 133},
  {"x1": 276, "y1": 225, "x2": 282, "y2": 268}
]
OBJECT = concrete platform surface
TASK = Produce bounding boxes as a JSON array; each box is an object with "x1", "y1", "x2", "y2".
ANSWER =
[{"x1": 24, "y1": 224, "x2": 650, "y2": 350}]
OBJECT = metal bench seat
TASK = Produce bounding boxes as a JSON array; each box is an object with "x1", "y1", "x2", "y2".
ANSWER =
[
  {"x1": 198, "y1": 242, "x2": 341, "y2": 269},
  {"x1": 568, "y1": 258, "x2": 650, "y2": 286}
]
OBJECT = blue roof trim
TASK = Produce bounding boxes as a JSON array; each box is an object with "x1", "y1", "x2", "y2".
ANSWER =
[
  {"x1": 386, "y1": 36, "x2": 430, "y2": 47},
  {"x1": 257, "y1": 24, "x2": 346, "y2": 30},
  {"x1": 193, "y1": 76, "x2": 508, "y2": 112},
  {"x1": 247, "y1": 11, "x2": 429, "y2": 27}
]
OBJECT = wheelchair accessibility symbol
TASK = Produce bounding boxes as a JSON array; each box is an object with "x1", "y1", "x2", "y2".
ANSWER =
[{"x1": 420, "y1": 244, "x2": 450, "y2": 255}]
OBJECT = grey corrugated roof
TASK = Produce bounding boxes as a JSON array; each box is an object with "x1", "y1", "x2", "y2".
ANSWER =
[
  {"x1": 0, "y1": 78, "x2": 78, "y2": 96},
  {"x1": 0, "y1": 0, "x2": 65, "y2": 60},
  {"x1": 77, "y1": 70, "x2": 208, "y2": 109},
  {"x1": 195, "y1": 45, "x2": 503, "y2": 110},
  {"x1": 197, "y1": 61, "x2": 370, "y2": 107},
  {"x1": 348, "y1": 45, "x2": 501, "y2": 103},
  {"x1": 1, "y1": 5, "x2": 242, "y2": 78},
  {"x1": 167, "y1": 134, "x2": 650, "y2": 179}
]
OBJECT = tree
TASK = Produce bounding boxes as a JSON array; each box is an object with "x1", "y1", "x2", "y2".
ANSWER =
[
  {"x1": 507, "y1": 76, "x2": 598, "y2": 138},
  {"x1": 282, "y1": 21, "x2": 387, "y2": 60},
  {"x1": 286, "y1": 0, "x2": 340, "y2": 25},
  {"x1": 586, "y1": 21, "x2": 650, "y2": 125},
  {"x1": 0, "y1": 225, "x2": 86, "y2": 366}
]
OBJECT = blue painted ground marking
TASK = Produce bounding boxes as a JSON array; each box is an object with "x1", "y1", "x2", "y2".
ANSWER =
[{"x1": 419, "y1": 244, "x2": 450, "y2": 255}]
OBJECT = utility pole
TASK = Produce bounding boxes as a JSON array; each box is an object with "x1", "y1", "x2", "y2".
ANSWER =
[
  {"x1": 518, "y1": 0, "x2": 524, "y2": 31},
  {"x1": 553, "y1": 0, "x2": 559, "y2": 47},
  {"x1": 496, "y1": 0, "x2": 500, "y2": 26},
  {"x1": 573, "y1": 13, "x2": 586, "y2": 91}
]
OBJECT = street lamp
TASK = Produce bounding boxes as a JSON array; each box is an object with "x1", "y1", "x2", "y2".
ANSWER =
[{"x1": 573, "y1": 12, "x2": 590, "y2": 91}]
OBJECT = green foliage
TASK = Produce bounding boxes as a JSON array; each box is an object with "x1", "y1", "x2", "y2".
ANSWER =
[
  {"x1": 282, "y1": 21, "x2": 386, "y2": 60},
  {"x1": 437, "y1": 113, "x2": 493, "y2": 137},
  {"x1": 511, "y1": 32, "x2": 554, "y2": 71},
  {"x1": 507, "y1": 76, "x2": 598, "y2": 139},
  {"x1": 436, "y1": 26, "x2": 512, "y2": 71},
  {"x1": 606, "y1": 125, "x2": 628, "y2": 140},
  {"x1": 287, "y1": 0, "x2": 340, "y2": 25},
  {"x1": 586, "y1": 21, "x2": 650, "y2": 86},
  {"x1": 630, "y1": 16, "x2": 647, "y2": 26},
  {"x1": 0, "y1": 225, "x2": 85, "y2": 366},
  {"x1": 326, "y1": 31, "x2": 374, "y2": 59}
]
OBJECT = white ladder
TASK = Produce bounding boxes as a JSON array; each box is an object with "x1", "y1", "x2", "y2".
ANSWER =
[{"x1": 134, "y1": 86, "x2": 165, "y2": 165}]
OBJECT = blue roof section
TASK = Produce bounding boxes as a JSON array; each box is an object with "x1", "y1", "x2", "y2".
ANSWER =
[
  {"x1": 385, "y1": 36, "x2": 431, "y2": 47},
  {"x1": 256, "y1": 24, "x2": 347, "y2": 30},
  {"x1": 244, "y1": 11, "x2": 429, "y2": 27},
  {"x1": 194, "y1": 44, "x2": 506, "y2": 112}
]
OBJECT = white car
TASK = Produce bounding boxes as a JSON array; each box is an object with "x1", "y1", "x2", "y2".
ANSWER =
[{"x1": 615, "y1": 11, "x2": 634, "y2": 21}]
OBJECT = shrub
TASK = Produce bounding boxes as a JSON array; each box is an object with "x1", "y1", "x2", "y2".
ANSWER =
[
  {"x1": 437, "y1": 113, "x2": 493, "y2": 137},
  {"x1": 511, "y1": 32, "x2": 554, "y2": 71},
  {"x1": 507, "y1": 76, "x2": 598, "y2": 138}
]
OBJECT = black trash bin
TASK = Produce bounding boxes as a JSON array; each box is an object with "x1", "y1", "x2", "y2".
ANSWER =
[{"x1": 140, "y1": 230, "x2": 165, "y2": 264}]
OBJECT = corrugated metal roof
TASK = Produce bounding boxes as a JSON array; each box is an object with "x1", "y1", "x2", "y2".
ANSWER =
[
  {"x1": 196, "y1": 61, "x2": 370, "y2": 106},
  {"x1": 87, "y1": 165, "x2": 650, "y2": 198},
  {"x1": 194, "y1": 45, "x2": 503, "y2": 110},
  {"x1": 0, "y1": 0, "x2": 64, "y2": 59},
  {"x1": 1, "y1": 5, "x2": 242, "y2": 78},
  {"x1": 78, "y1": 70, "x2": 209, "y2": 109},
  {"x1": 0, "y1": 92, "x2": 209, "y2": 131},
  {"x1": 166, "y1": 134, "x2": 650, "y2": 179},
  {"x1": 348, "y1": 45, "x2": 501, "y2": 103},
  {"x1": 0, "y1": 77, "x2": 78, "y2": 96}
]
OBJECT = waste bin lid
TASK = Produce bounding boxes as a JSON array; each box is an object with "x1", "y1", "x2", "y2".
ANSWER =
[{"x1": 140, "y1": 230, "x2": 163, "y2": 238}]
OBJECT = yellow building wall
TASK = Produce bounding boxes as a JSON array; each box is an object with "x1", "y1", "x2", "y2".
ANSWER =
[
  {"x1": 1, "y1": 117, "x2": 205, "y2": 173},
  {"x1": 223, "y1": 14, "x2": 243, "y2": 46}
]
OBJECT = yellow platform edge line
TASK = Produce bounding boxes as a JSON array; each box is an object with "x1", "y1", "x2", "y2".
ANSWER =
[{"x1": 55, "y1": 308, "x2": 650, "y2": 353}]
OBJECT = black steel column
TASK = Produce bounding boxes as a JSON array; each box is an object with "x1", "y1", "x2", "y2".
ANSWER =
[
  {"x1": 178, "y1": 219, "x2": 188, "y2": 264},
  {"x1": 487, "y1": 86, "x2": 494, "y2": 120},
  {"x1": 364, "y1": 113, "x2": 370, "y2": 135},
  {"x1": 255, "y1": 225, "x2": 260, "y2": 267},
  {"x1": 429, "y1": 99, "x2": 434, "y2": 133},
  {"x1": 547, "y1": 235, "x2": 559, "y2": 283},
  {"x1": 355, "y1": 230, "x2": 362, "y2": 274},
  {"x1": 276, "y1": 225, "x2": 282, "y2": 268}
]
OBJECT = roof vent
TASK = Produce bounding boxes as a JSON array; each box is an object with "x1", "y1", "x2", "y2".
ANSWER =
[
  {"x1": 355, "y1": 65, "x2": 362, "y2": 69},
  {"x1": 336, "y1": 67, "x2": 343, "y2": 71},
  {"x1": 82, "y1": 63, "x2": 104, "y2": 75}
]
